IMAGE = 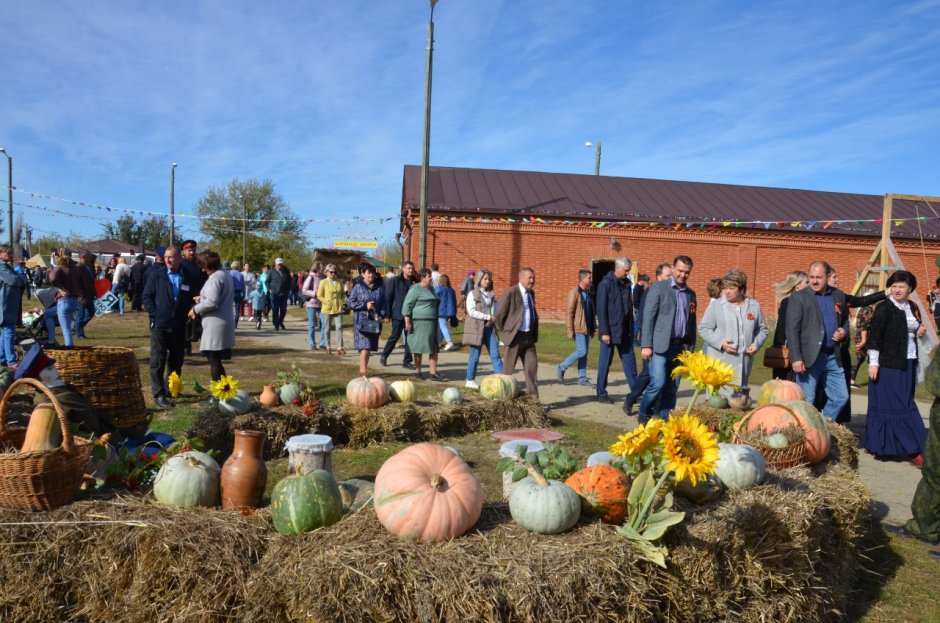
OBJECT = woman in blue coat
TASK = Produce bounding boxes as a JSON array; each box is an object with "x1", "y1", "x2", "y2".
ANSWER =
[
  {"x1": 347, "y1": 264, "x2": 386, "y2": 376},
  {"x1": 434, "y1": 274, "x2": 457, "y2": 351},
  {"x1": 0, "y1": 245, "x2": 27, "y2": 366}
]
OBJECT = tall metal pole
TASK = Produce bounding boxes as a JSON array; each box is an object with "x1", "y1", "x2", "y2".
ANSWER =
[
  {"x1": 418, "y1": 0, "x2": 438, "y2": 271},
  {"x1": 242, "y1": 197, "x2": 248, "y2": 266},
  {"x1": 170, "y1": 163, "x2": 177, "y2": 246},
  {"x1": 0, "y1": 149, "x2": 12, "y2": 249},
  {"x1": 594, "y1": 141, "x2": 602, "y2": 176}
]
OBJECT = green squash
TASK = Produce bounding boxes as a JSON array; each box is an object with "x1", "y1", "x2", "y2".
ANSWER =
[
  {"x1": 708, "y1": 393, "x2": 730, "y2": 409},
  {"x1": 713, "y1": 443, "x2": 766, "y2": 491},
  {"x1": 479, "y1": 374, "x2": 518, "y2": 401},
  {"x1": 278, "y1": 382, "x2": 303, "y2": 405},
  {"x1": 508, "y1": 473, "x2": 581, "y2": 534},
  {"x1": 675, "y1": 474, "x2": 723, "y2": 504},
  {"x1": 442, "y1": 387, "x2": 462, "y2": 405},
  {"x1": 271, "y1": 469, "x2": 343, "y2": 535}
]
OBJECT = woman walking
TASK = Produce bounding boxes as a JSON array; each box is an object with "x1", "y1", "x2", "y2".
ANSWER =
[
  {"x1": 302, "y1": 263, "x2": 323, "y2": 350},
  {"x1": 317, "y1": 263, "x2": 346, "y2": 355},
  {"x1": 189, "y1": 250, "x2": 235, "y2": 383},
  {"x1": 110, "y1": 256, "x2": 130, "y2": 314},
  {"x1": 347, "y1": 264, "x2": 386, "y2": 376},
  {"x1": 463, "y1": 269, "x2": 503, "y2": 389},
  {"x1": 435, "y1": 273, "x2": 457, "y2": 351},
  {"x1": 699, "y1": 269, "x2": 768, "y2": 395},
  {"x1": 769, "y1": 270, "x2": 808, "y2": 380},
  {"x1": 402, "y1": 268, "x2": 443, "y2": 380},
  {"x1": 47, "y1": 248, "x2": 83, "y2": 347},
  {"x1": 864, "y1": 270, "x2": 928, "y2": 466}
]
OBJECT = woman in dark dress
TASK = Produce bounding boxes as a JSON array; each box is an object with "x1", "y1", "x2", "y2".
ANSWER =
[
  {"x1": 864, "y1": 270, "x2": 928, "y2": 466},
  {"x1": 347, "y1": 264, "x2": 386, "y2": 377},
  {"x1": 770, "y1": 271, "x2": 807, "y2": 380}
]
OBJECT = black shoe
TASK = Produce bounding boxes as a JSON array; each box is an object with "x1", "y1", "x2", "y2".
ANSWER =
[
  {"x1": 596, "y1": 395, "x2": 614, "y2": 404},
  {"x1": 623, "y1": 398, "x2": 635, "y2": 416},
  {"x1": 403, "y1": 362, "x2": 415, "y2": 370},
  {"x1": 428, "y1": 372, "x2": 445, "y2": 381},
  {"x1": 380, "y1": 355, "x2": 388, "y2": 367},
  {"x1": 154, "y1": 396, "x2": 172, "y2": 410}
]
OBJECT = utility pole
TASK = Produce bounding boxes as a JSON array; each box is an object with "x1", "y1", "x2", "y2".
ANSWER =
[
  {"x1": 242, "y1": 195, "x2": 248, "y2": 266},
  {"x1": 170, "y1": 163, "x2": 177, "y2": 246},
  {"x1": 418, "y1": 0, "x2": 438, "y2": 270}
]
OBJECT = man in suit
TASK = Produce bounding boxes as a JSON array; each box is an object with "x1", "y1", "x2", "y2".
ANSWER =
[
  {"x1": 594, "y1": 257, "x2": 638, "y2": 403},
  {"x1": 786, "y1": 260, "x2": 850, "y2": 421},
  {"x1": 142, "y1": 246, "x2": 196, "y2": 409},
  {"x1": 638, "y1": 256, "x2": 697, "y2": 423},
  {"x1": 625, "y1": 263, "x2": 672, "y2": 415},
  {"x1": 495, "y1": 267, "x2": 539, "y2": 399}
]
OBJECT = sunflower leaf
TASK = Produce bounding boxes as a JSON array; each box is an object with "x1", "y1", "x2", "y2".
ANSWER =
[
  {"x1": 627, "y1": 469, "x2": 652, "y2": 507},
  {"x1": 511, "y1": 467, "x2": 528, "y2": 482},
  {"x1": 620, "y1": 534, "x2": 669, "y2": 568},
  {"x1": 616, "y1": 523, "x2": 644, "y2": 540},
  {"x1": 641, "y1": 511, "x2": 686, "y2": 540}
]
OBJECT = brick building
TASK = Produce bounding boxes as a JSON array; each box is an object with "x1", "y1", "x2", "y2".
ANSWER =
[{"x1": 399, "y1": 165, "x2": 940, "y2": 321}]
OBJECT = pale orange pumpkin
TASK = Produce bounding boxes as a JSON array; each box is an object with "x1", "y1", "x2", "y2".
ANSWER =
[
  {"x1": 374, "y1": 443, "x2": 483, "y2": 542},
  {"x1": 345, "y1": 377, "x2": 389, "y2": 409},
  {"x1": 757, "y1": 380, "x2": 805, "y2": 407},
  {"x1": 20, "y1": 403, "x2": 63, "y2": 453},
  {"x1": 564, "y1": 465, "x2": 630, "y2": 523},
  {"x1": 742, "y1": 402, "x2": 831, "y2": 463}
]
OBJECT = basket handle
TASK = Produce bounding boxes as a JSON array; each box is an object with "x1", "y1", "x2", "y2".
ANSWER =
[
  {"x1": 0, "y1": 378, "x2": 76, "y2": 453},
  {"x1": 738, "y1": 403, "x2": 801, "y2": 434}
]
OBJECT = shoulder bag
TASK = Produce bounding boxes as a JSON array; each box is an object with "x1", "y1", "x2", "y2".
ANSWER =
[
  {"x1": 762, "y1": 345, "x2": 790, "y2": 369},
  {"x1": 359, "y1": 310, "x2": 381, "y2": 336}
]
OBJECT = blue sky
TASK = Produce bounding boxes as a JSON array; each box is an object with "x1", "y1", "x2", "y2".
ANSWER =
[{"x1": 1, "y1": 0, "x2": 938, "y2": 248}]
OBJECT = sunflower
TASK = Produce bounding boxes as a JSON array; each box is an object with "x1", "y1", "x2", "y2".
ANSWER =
[
  {"x1": 168, "y1": 371, "x2": 182, "y2": 399},
  {"x1": 671, "y1": 350, "x2": 736, "y2": 396},
  {"x1": 661, "y1": 414, "x2": 719, "y2": 486},
  {"x1": 609, "y1": 419, "x2": 664, "y2": 458},
  {"x1": 210, "y1": 375, "x2": 239, "y2": 401}
]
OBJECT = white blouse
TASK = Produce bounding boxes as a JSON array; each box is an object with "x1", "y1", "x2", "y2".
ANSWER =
[
  {"x1": 466, "y1": 289, "x2": 496, "y2": 321},
  {"x1": 868, "y1": 298, "x2": 918, "y2": 366}
]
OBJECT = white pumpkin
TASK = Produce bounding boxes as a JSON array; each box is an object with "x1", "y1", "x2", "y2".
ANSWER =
[
  {"x1": 218, "y1": 389, "x2": 253, "y2": 415},
  {"x1": 713, "y1": 443, "x2": 766, "y2": 491},
  {"x1": 389, "y1": 380, "x2": 417, "y2": 403},
  {"x1": 442, "y1": 387, "x2": 463, "y2": 405},
  {"x1": 278, "y1": 382, "x2": 303, "y2": 405},
  {"x1": 509, "y1": 474, "x2": 581, "y2": 534},
  {"x1": 766, "y1": 433, "x2": 789, "y2": 449},
  {"x1": 153, "y1": 450, "x2": 221, "y2": 508}
]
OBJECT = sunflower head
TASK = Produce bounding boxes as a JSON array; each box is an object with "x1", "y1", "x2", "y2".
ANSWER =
[
  {"x1": 671, "y1": 350, "x2": 737, "y2": 396},
  {"x1": 609, "y1": 419, "x2": 664, "y2": 459},
  {"x1": 210, "y1": 375, "x2": 240, "y2": 401},
  {"x1": 168, "y1": 372, "x2": 182, "y2": 399},
  {"x1": 661, "y1": 414, "x2": 719, "y2": 486}
]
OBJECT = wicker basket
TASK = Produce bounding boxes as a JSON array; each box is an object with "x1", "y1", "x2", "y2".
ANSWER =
[
  {"x1": 48, "y1": 346, "x2": 149, "y2": 433},
  {"x1": 0, "y1": 378, "x2": 94, "y2": 511},
  {"x1": 732, "y1": 408, "x2": 808, "y2": 470}
]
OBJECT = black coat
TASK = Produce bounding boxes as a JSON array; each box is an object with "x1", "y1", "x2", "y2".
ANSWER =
[
  {"x1": 130, "y1": 261, "x2": 149, "y2": 285},
  {"x1": 267, "y1": 266, "x2": 292, "y2": 296},
  {"x1": 868, "y1": 300, "x2": 922, "y2": 370},
  {"x1": 142, "y1": 265, "x2": 197, "y2": 332},
  {"x1": 596, "y1": 271, "x2": 633, "y2": 345},
  {"x1": 384, "y1": 274, "x2": 417, "y2": 320}
]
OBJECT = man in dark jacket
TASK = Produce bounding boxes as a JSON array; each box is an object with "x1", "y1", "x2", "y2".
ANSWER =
[
  {"x1": 130, "y1": 254, "x2": 149, "y2": 311},
  {"x1": 142, "y1": 246, "x2": 196, "y2": 409},
  {"x1": 267, "y1": 258, "x2": 292, "y2": 331},
  {"x1": 595, "y1": 257, "x2": 638, "y2": 403},
  {"x1": 180, "y1": 240, "x2": 205, "y2": 354},
  {"x1": 633, "y1": 274, "x2": 650, "y2": 347},
  {"x1": 380, "y1": 261, "x2": 416, "y2": 369}
]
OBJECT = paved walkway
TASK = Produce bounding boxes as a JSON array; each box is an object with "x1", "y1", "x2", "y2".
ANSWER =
[{"x1": 238, "y1": 316, "x2": 928, "y2": 529}]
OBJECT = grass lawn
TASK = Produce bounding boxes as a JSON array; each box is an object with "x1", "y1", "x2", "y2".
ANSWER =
[{"x1": 63, "y1": 308, "x2": 940, "y2": 622}]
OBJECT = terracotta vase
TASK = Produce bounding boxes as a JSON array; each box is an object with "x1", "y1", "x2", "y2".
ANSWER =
[
  {"x1": 221, "y1": 430, "x2": 268, "y2": 511},
  {"x1": 259, "y1": 384, "x2": 279, "y2": 408}
]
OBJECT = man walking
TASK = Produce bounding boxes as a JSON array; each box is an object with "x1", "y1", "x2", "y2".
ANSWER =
[
  {"x1": 268, "y1": 258, "x2": 291, "y2": 331},
  {"x1": 380, "y1": 261, "x2": 417, "y2": 369},
  {"x1": 786, "y1": 260, "x2": 850, "y2": 421},
  {"x1": 638, "y1": 256, "x2": 697, "y2": 423},
  {"x1": 180, "y1": 240, "x2": 205, "y2": 355},
  {"x1": 142, "y1": 246, "x2": 196, "y2": 409},
  {"x1": 557, "y1": 269, "x2": 594, "y2": 387},
  {"x1": 495, "y1": 267, "x2": 539, "y2": 399},
  {"x1": 625, "y1": 264, "x2": 672, "y2": 415},
  {"x1": 594, "y1": 257, "x2": 638, "y2": 403}
]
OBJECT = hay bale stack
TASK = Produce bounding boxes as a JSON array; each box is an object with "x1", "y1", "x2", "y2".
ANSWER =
[{"x1": 188, "y1": 406, "x2": 318, "y2": 462}]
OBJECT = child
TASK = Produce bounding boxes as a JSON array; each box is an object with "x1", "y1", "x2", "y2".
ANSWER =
[{"x1": 248, "y1": 280, "x2": 266, "y2": 330}]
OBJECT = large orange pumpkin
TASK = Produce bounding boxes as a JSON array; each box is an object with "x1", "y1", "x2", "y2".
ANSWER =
[
  {"x1": 374, "y1": 443, "x2": 484, "y2": 541},
  {"x1": 742, "y1": 402, "x2": 831, "y2": 463},
  {"x1": 564, "y1": 465, "x2": 630, "y2": 523},
  {"x1": 346, "y1": 377, "x2": 389, "y2": 409},
  {"x1": 757, "y1": 379, "x2": 805, "y2": 407}
]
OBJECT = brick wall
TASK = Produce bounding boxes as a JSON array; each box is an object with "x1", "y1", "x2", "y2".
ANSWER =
[{"x1": 404, "y1": 219, "x2": 940, "y2": 322}]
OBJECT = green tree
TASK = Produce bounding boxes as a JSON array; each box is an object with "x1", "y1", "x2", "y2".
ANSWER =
[
  {"x1": 101, "y1": 215, "x2": 142, "y2": 244},
  {"x1": 376, "y1": 240, "x2": 403, "y2": 268},
  {"x1": 195, "y1": 179, "x2": 310, "y2": 268},
  {"x1": 138, "y1": 216, "x2": 179, "y2": 251}
]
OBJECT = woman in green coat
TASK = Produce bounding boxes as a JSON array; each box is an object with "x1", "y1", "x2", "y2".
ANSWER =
[{"x1": 402, "y1": 268, "x2": 443, "y2": 380}]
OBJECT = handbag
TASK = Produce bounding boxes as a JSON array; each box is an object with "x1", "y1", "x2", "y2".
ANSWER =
[
  {"x1": 449, "y1": 315, "x2": 458, "y2": 328},
  {"x1": 762, "y1": 345, "x2": 790, "y2": 369},
  {"x1": 359, "y1": 311, "x2": 381, "y2": 336}
]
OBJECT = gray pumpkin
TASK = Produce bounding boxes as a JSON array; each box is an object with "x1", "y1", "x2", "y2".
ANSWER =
[
  {"x1": 278, "y1": 382, "x2": 303, "y2": 405},
  {"x1": 509, "y1": 471, "x2": 581, "y2": 534}
]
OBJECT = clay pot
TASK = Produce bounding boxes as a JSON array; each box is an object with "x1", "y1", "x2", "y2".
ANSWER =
[
  {"x1": 221, "y1": 430, "x2": 268, "y2": 511},
  {"x1": 728, "y1": 388, "x2": 753, "y2": 411},
  {"x1": 259, "y1": 384, "x2": 279, "y2": 408}
]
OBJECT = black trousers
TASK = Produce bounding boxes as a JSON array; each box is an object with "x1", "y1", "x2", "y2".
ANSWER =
[
  {"x1": 150, "y1": 328, "x2": 186, "y2": 399},
  {"x1": 205, "y1": 351, "x2": 226, "y2": 381},
  {"x1": 381, "y1": 318, "x2": 413, "y2": 365},
  {"x1": 131, "y1": 283, "x2": 144, "y2": 311}
]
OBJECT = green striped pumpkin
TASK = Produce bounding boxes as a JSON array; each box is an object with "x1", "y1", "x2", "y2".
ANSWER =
[
  {"x1": 271, "y1": 470, "x2": 343, "y2": 535},
  {"x1": 479, "y1": 374, "x2": 518, "y2": 401},
  {"x1": 346, "y1": 377, "x2": 389, "y2": 409}
]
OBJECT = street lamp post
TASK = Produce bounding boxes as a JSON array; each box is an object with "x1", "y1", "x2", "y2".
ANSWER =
[
  {"x1": 170, "y1": 163, "x2": 177, "y2": 247},
  {"x1": 418, "y1": 0, "x2": 439, "y2": 271},
  {"x1": 584, "y1": 141, "x2": 602, "y2": 176},
  {"x1": 0, "y1": 148, "x2": 12, "y2": 248},
  {"x1": 241, "y1": 195, "x2": 248, "y2": 266}
]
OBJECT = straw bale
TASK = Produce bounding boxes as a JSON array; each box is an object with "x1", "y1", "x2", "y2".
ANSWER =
[{"x1": 188, "y1": 405, "x2": 318, "y2": 462}]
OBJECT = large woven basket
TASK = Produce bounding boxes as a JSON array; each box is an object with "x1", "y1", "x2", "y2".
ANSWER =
[
  {"x1": 0, "y1": 378, "x2": 94, "y2": 511},
  {"x1": 49, "y1": 346, "x2": 149, "y2": 433},
  {"x1": 732, "y1": 408, "x2": 807, "y2": 470}
]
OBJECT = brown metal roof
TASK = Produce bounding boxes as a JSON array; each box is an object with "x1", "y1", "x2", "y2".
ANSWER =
[{"x1": 402, "y1": 165, "x2": 940, "y2": 240}]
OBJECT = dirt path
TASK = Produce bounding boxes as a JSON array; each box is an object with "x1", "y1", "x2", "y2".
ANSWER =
[{"x1": 237, "y1": 316, "x2": 928, "y2": 529}]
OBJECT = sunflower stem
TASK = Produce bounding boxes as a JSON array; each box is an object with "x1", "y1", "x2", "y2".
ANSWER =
[
  {"x1": 683, "y1": 387, "x2": 702, "y2": 417},
  {"x1": 632, "y1": 468, "x2": 673, "y2": 532}
]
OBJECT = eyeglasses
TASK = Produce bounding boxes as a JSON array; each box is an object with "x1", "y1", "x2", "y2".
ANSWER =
[{"x1": 328, "y1": 270, "x2": 336, "y2": 274}]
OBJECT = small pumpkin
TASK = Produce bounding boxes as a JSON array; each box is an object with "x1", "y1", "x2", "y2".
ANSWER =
[
  {"x1": 374, "y1": 443, "x2": 483, "y2": 541},
  {"x1": 346, "y1": 377, "x2": 389, "y2": 409},
  {"x1": 278, "y1": 382, "x2": 303, "y2": 405},
  {"x1": 509, "y1": 465, "x2": 581, "y2": 534},
  {"x1": 757, "y1": 379, "x2": 805, "y2": 407},
  {"x1": 766, "y1": 432, "x2": 789, "y2": 448},
  {"x1": 20, "y1": 403, "x2": 62, "y2": 453},
  {"x1": 389, "y1": 380, "x2": 416, "y2": 403},
  {"x1": 479, "y1": 374, "x2": 518, "y2": 401},
  {"x1": 564, "y1": 465, "x2": 630, "y2": 523},
  {"x1": 271, "y1": 469, "x2": 344, "y2": 535},
  {"x1": 442, "y1": 387, "x2": 462, "y2": 405},
  {"x1": 713, "y1": 443, "x2": 766, "y2": 490},
  {"x1": 708, "y1": 393, "x2": 730, "y2": 409},
  {"x1": 338, "y1": 478, "x2": 376, "y2": 512},
  {"x1": 218, "y1": 389, "x2": 253, "y2": 415},
  {"x1": 153, "y1": 450, "x2": 221, "y2": 508}
]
